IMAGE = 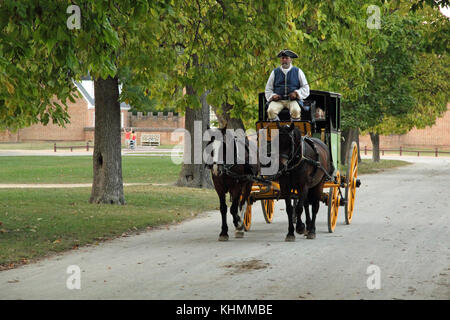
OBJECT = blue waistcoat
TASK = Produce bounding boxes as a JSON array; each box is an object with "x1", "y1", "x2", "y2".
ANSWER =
[{"x1": 273, "y1": 66, "x2": 301, "y2": 97}]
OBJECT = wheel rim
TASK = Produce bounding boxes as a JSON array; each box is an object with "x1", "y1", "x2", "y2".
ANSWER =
[
  {"x1": 261, "y1": 199, "x2": 274, "y2": 223},
  {"x1": 328, "y1": 171, "x2": 341, "y2": 233},
  {"x1": 345, "y1": 143, "x2": 358, "y2": 224},
  {"x1": 243, "y1": 202, "x2": 252, "y2": 231}
]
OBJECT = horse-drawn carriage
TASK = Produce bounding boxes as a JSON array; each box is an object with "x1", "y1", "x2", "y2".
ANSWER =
[
  {"x1": 239, "y1": 90, "x2": 361, "y2": 235},
  {"x1": 209, "y1": 90, "x2": 361, "y2": 241}
]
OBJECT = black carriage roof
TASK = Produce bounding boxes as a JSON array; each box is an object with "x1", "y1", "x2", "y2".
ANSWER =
[{"x1": 309, "y1": 90, "x2": 341, "y2": 99}]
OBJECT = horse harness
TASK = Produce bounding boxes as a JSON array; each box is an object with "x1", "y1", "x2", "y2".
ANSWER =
[
  {"x1": 207, "y1": 130, "x2": 335, "y2": 185},
  {"x1": 281, "y1": 132, "x2": 334, "y2": 182}
]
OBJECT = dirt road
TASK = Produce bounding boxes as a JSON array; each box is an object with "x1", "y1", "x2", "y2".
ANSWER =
[{"x1": 1, "y1": 158, "x2": 449, "y2": 300}]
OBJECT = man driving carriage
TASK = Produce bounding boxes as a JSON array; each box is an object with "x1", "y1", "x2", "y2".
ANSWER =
[{"x1": 265, "y1": 49, "x2": 310, "y2": 121}]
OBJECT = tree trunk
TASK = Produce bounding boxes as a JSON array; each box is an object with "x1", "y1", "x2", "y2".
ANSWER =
[
  {"x1": 212, "y1": 102, "x2": 245, "y2": 130},
  {"x1": 356, "y1": 128, "x2": 362, "y2": 163},
  {"x1": 340, "y1": 128, "x2": 359, "y2": 165},
  {"x1": 90, "y1": 76, "x2": 125, "y2": 204},
  {"x1": 176, "y1": 89, "x2": 213, "y2": 188},
  {"x1": 369, "y1": 132, "x2": 380, "y2": 162}
]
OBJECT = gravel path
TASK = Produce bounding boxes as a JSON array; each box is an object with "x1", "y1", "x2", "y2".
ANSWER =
[{"x1": 0, "y1": 158, "x2": 449, "y2": 300}]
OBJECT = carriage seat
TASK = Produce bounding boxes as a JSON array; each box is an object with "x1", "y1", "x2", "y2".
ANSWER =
[
  {"x1": 267, "y1": 100, "x2": 316, "y2": 121},
  {"x1": 258, "y1": 92, "x2": 316, "y2": 122}
]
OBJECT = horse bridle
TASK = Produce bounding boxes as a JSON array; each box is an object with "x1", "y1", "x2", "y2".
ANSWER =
[
  {"x1": 277, "y1": 128, "x2": 334, "y2": 182},
  {"x1": 207, "y1": 133, "x2": 254, "y2": 181},
  {"x1": 279, "y1": 128, "x2": 303, "y2": 172}
]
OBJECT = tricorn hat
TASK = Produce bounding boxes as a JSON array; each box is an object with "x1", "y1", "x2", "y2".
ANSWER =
[{"x1": 277, "y1": 49, "x2": 298, "y2": 58}]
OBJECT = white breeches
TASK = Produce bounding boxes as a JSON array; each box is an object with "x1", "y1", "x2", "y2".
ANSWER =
[{"x1": 267, "y1": 100, "x2": 301, "y2": 120}]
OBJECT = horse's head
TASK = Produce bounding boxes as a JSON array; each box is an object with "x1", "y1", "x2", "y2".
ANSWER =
[{"x1": 277, "y1": 122, "x2": 301, "y2": 168}]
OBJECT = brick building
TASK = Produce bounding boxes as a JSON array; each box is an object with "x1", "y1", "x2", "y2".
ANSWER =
[
  {"x1": 4, "y1": 81, "x2": 446, "y2": 149},
  {"x1": 359, "y1": 103, "x2": 450, "y2": 149},
  {"x1": 0, "y1": 80, "x2": 185, "y2": 146}
]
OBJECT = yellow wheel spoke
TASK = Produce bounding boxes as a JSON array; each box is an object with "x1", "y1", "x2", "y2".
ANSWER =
[{"x1": 345, "y1": 143, "x2": 358, "y2": 225}]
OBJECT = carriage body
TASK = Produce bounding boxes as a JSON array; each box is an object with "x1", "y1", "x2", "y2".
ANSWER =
[
  {"x1": 256, "y1": 90, "x2": 341, "y2": 171},
  {"x1": 241, "y1": 90, "x2": 360, "y2": 233}
]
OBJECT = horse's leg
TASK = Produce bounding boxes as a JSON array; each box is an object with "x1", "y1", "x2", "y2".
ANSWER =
[
  {"x1": 306, "y1": 200, "x2": 320, "y2": 239},
  {"x1": 295, "y1": 199, "x2": 306, "y2": 235},
  {"x1": 293, "y1": 186, "x2": 309, "y2": 239},
  {"x1": 230, "y1": 188, "x2": 244, "y2": 238},
  {"x1": 285, "y1": 197, "x2": 295, "y2": 242},
  {"x1": 303, "y1": 204, "x2": 311, "y2": 236},
  {"x1": 240, "y1": 182, "x2": 252, "y2": 213},
  {"x1": 306, "y1": 185, "x2": 322, "y2": 239},
  {"x1": 304, "y1": 196, "x2": 312, "y2": 235},
  {"x1": 218, "y1": 193, "x2": 229, "y2": 241}
]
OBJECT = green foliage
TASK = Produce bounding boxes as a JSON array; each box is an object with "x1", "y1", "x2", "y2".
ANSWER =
[
  {"x1": 0, "y1": 1, "x2": 77, "y2": 129},
  {"x1": 290, "y1": 0, "x2": 375, "y2": 101},
  {"x1": 1, "y1": 0, "x2": 447, "y2": 135},
  {"x1": 143, "y1": 1, "x2": 290, "y2": 125},
  {"x1": 343, "y1": 2, "x2": 449, "y2": 136},
  {"x1": 409, "y1": 0, "x2": 450, "y2": 11},
  {"x1": 372, "y1": 52, "x2": 449, "y2": 134},
  {"x1": 0, "y1": 0, "x2": 171, "y2": 129}
]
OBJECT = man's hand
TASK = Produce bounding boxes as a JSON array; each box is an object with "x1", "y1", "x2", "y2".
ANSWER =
[
  {"x1": 271, "y1": 94, "x2": 281, "y2": 101},
  {"x1": 288, "y1": 91, "x2": 298, "y2": 100}
]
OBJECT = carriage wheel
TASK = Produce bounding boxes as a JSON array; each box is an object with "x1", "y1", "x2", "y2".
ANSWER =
[
  {"x1": 243, "y1": 201, "x2": 252, "y2": 231},
  {"x1": 327, "y1": 170, "x2": 341, "y2": 233},
  {"x1": 345, "y1": 142, "x2": 358, "y2": 225},
  {"x1": 239, "y1": 195, "x2": 252, "y2": 231},
  {"x1": 261, "y1": 199, "x2": 274, "y2": 223}
]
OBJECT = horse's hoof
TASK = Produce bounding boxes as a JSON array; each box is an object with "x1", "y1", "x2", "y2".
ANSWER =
[
  {"x1": 235, "y1": 231, "x2": 244, "y2": 238},
  {"x1": 306, "y1": 232, "x2": 316, "y2": 240},
  {"x1": 218, "y1": 235, "x2": 229, "y2": 241},
  {"x1": 235, "y1": 219, "x2": 244, "y2": 231},
  {"x1": 296, "y1": 225, "x2": 305, "y2": 235},
  {"x1": 285, "y1": 234, "x2": 295, "y2": 242}
]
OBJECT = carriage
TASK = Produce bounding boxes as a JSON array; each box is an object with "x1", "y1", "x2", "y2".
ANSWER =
[{"x1": 239, "y1": 90, "x2": 361, "y2": 233}]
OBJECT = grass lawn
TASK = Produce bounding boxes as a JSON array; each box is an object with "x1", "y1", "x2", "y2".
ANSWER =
[
  {"x1": 0, "y1": 156, "x2": 180, "y2": 184},
  {"x1": 0, "y1": 156, "x2": 411, "y2": 269},
  {"x1": 340, "y1": 159, "x2": 412, "y2": 175},
  {"x1": 155, "y1": 144, "x2": 183, "y2": 149},
  {"x1": 0, "y1": 185, "x2": 218, "y2": 269}
]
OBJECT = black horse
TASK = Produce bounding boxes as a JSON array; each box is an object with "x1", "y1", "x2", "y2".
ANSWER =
[
  {"x1": 276, "y1": 122, "x2": 334, "y2": 241},
  {"x1": 205, "y1": 127, "x2": 256, "y2": 241}
]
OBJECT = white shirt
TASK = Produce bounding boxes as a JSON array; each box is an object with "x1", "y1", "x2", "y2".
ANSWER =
[{"x1": 265, "y1": 64, "x2": 310, "y2": 101}]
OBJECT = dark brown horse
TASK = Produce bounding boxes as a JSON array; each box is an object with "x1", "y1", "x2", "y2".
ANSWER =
[
  {"x1": 205, "y1": 127, "x2": 256, "y2": 241},
  {"x1": 276, "y1": 123, "x2": 334, "y2": 241}
]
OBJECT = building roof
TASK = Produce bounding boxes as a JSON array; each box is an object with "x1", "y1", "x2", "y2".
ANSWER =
[{"x1": 73, "y1": 80, "x2": 131, "y2": 110}]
